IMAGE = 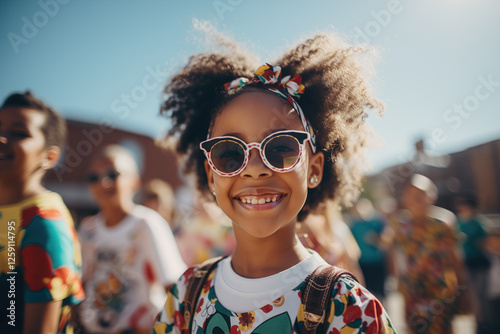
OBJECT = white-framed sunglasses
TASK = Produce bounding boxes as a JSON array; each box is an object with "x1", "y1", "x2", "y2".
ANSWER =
[{"x1": 200, "y1": 130, "x2": 311, "y2": 177}]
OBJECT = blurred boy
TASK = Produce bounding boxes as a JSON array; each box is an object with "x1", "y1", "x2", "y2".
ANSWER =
[
  {"x1": 0, "y1": 91, "x2": 84, "y2": 334},
  {"x1": 78, "y1": 145, "x2": 186, "y2": 333},
  {"x1": 455, "y1": 194, "x2": 491, "y2": 333}
]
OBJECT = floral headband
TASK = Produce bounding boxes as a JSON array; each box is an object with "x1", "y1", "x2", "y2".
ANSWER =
[{"x1": 224, "y1": 64, "x2": 317, "y2": 153}]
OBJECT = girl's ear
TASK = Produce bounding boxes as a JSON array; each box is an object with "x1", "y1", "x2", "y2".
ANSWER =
[
  {"x1": 41, "y1": 146, "x2": 61, "y2": 170},
  {"x1": 308, "y1": 151, "x2": 324, "y2": 189},
  {"x1": 204, "y1": 160, "x2": 215, "y2": 193}
]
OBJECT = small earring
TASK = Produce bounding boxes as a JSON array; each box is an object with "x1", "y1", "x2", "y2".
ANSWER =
[
  {"x1": 212, "y1": 189, "x2": 216, "y2": 196},
  {"x1": 309, "y1": 176, "x2": 319, "y2": 186},
  {"x1": 41, "y1": 161, "x2": 49, "y2": 168}
]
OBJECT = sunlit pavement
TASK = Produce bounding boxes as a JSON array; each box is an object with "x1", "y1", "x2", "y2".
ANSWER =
[{"x1": 384, "y1": 292, "x2": 476, "y2": 334}]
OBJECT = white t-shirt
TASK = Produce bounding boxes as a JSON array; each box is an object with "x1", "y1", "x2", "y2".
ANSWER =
[
  {"x1": 214, "y1": 251, "x2": 325, "y2": 312},
  {"x1": 79, "y1": 205, "x2": 186, "y2": 333}
]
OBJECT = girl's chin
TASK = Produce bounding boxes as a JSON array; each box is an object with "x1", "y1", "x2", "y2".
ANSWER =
[{"x1": 231, "y1": 218, "x2": 295, "y2": 240}]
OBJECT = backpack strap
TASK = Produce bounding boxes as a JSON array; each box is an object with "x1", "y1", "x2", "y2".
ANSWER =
[
  {"x1": 301, "y1": 265, "x2": 358, "y2": 334},
  {"x1": 182, "y1": 256, "x2": 226, "y2": 333}
]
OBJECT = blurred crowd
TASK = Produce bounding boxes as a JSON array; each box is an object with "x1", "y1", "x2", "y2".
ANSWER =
[{"x1": 1, "y1": 91, "x2": 499, "y2": 333}]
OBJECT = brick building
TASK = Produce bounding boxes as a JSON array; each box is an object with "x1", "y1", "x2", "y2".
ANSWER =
[{"x1": 366, "y1": 138, "x2": 500, "y2": 225}]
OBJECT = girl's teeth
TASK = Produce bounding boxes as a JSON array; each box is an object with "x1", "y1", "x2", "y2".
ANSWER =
[{"x1": 239, "y1": 195, "x2": 281, "y2": 204}]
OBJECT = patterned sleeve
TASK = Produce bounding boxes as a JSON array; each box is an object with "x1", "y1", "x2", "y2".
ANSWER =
[
  {"x1": 322, "y1": 278, "x2": 397, "y2": 334},
  {"x1": 20, "y1": 207, "x2": 84, "y2": 304},
  {"x1": 438, "y1": 221, "x2": 459, "y2": 256},
  {"x1": 153, "y1": 267, "x2": 196, "y2": 334}
]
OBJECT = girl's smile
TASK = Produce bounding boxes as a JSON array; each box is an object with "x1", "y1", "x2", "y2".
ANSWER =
[{"x1": 233, "y1": 187, "x2": 286, "y2": 210}]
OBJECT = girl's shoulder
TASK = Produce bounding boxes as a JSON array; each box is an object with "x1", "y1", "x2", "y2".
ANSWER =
[
  {"x1": 168, "y1": 258, "x2": 220, "y2": 302},
  {"x1": 314, "y1": 276, "x2": 396, "y2": 333}
]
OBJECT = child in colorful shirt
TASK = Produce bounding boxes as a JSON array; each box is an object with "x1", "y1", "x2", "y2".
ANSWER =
[
  {"x1": 0, "y1": 91, "x2": 84, "y2": 333},
  {"x1": 388, "y1": 174, "x2": 468, "y2": 334},
  {"x1": 78, "y1": 145, "x2": 187, "y2": 333},
  {"x1": 154, "y1": 27, "x2": 396, "y2": 334}
]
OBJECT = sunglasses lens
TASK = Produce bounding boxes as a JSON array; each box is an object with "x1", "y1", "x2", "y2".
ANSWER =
[
  {"x1": 211, "y1": 140, "x2": 246, "y2": 174},
  {"x1": 264, "y1": 135, "x2": 301, "y2": 169},
  {"x1": 86, "y1": 173, "x2": 99, "y2": 183},
  {"x1": 107, "y1": 171, "x2": 119, "y2": 181}
]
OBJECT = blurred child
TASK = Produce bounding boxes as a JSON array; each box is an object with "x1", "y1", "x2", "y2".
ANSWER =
[
  {"x1": 388, "y1": 174, "x2": 467, "y2": 334},
  {"x1": 153, "y1": 28, "x2": 396, "y2": 333},
  {"x1": 141, "y1": 178, "x2": 179, "y2": 233},
  {"x1": 350, "y1": 198, "x2": 388, "y2": 302},
  {"x1": 78, "y1": 145, "x2": 186, "y2": 333},
  {"x1": 176, "y1": 193, "x2": 235, "y2": 266},
  {"x1": 297, "y1": 201, "x2": 365, "y2": 283},
  {"x1": 0, "y1": 91, "x2": 84, "y2": 334},
  {"x1": 455, "y1": 194, "x2": 491, "y2": 333}
]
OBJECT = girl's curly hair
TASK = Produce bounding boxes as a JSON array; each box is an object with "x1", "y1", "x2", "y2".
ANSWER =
[{"x1": 160, "y1": 30, "x2": 383, "y2": 221}]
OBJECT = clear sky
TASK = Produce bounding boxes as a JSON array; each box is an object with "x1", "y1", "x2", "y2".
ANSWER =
[{"x1": 1, "y1": 0, "x2": 499, "y2": 173}]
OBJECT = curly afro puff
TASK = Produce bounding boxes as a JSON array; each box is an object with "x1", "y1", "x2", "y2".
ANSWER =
[{"x1": 160, "y1": 31, "x2": 383, "y2": 221}]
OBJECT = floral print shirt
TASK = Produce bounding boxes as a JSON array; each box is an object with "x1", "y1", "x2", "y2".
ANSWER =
[
  {"x1": 153, "y1": 257, "x2": 396, "y2": 334},
  {"x1": 392, "y1": 215, "x2": 460, "y2": 334}
]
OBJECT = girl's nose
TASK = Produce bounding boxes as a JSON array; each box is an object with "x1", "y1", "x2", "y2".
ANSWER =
[
  {"x1": 100, "y1": 176, "x2": 114, "y2": 189},
  {"x1": 241, "y1": 148, "x2": 271, "y2": 179}
]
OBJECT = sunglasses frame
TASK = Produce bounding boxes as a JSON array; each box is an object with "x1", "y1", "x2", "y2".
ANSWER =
[
  {"x1": 200, "y1": 130, "x2": 311, "y2": 177},
  {"x1": 86, "y1": 170, "x2": 121, "y2": 184}
]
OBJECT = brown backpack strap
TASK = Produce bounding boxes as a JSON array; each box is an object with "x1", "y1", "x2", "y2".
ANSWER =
[
  {"x1": 182, "y1": 256, "x2": 226, "y2": 332},
  {"x1": 301, "y1": 265, "x2": 358, "y2": 334}
]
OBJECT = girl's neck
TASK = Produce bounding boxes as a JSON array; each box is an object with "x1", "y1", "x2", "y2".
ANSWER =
[
  {"x1": 230, "y1": 223, "x2": 311, "y2": 278},
  {"x1": 0, "y1": 177, "x2": 46, "y2": 205}
]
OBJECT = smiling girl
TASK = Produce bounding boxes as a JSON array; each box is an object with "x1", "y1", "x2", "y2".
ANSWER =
[{"x1": 153, "y1": 31, "x2": 396, "y2": 334}]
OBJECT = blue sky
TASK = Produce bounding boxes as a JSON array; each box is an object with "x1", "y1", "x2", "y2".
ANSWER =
[{"x1": 1, "y1": 0, "x2": 499, "y2": 173}]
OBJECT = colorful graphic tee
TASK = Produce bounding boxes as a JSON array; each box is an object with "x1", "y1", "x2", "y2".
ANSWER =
[
  {"x1": 154, "y1": 252, "x2": 396, "y2": 333},
  {"x1": 0, "y1": 191, "x2": 84, "y2": 333},
  {"x1": 78, "y1": 205, "x2": 186, "y2": 333}
]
